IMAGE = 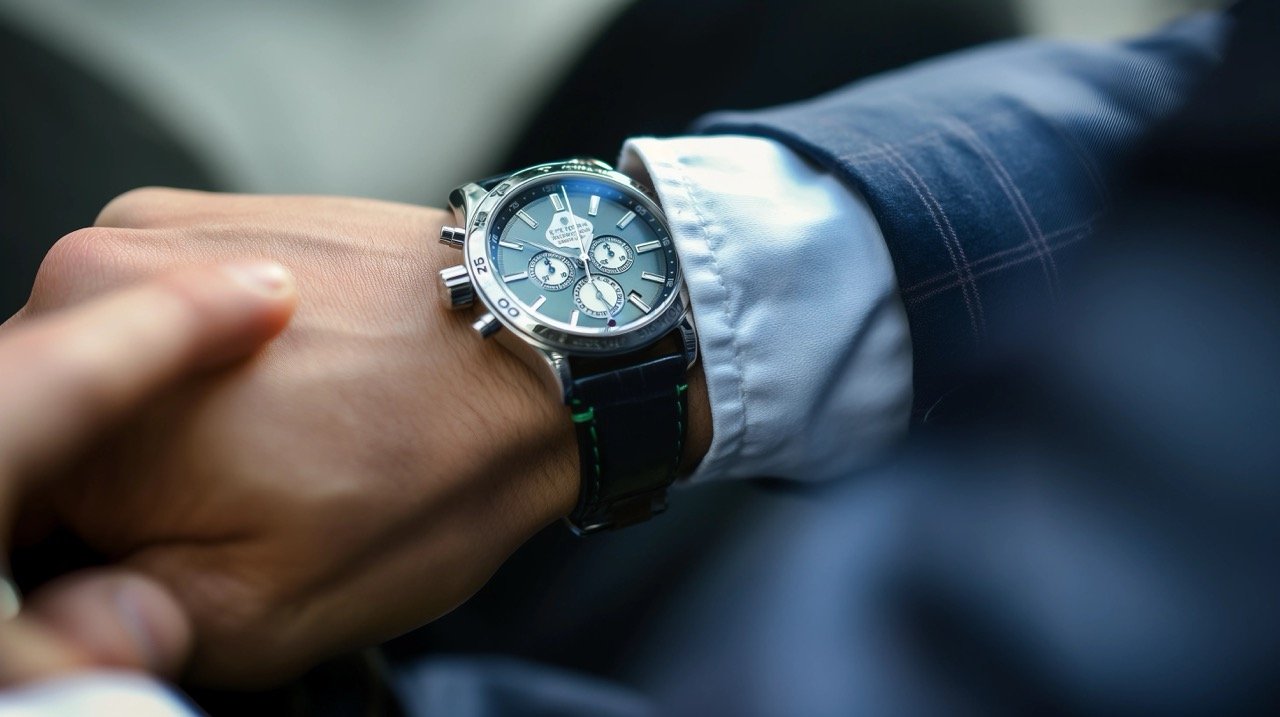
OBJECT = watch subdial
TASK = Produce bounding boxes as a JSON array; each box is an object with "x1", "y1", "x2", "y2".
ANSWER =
[
  {"x1": 573, "y1": 276, "x2": 625, "y2": 319},
  {"x1": 527, "y1": 252, "x2": 577, "y2": 291},
  {"x1": 589, "y1": 236, "x2": 634, "y2": 275}
]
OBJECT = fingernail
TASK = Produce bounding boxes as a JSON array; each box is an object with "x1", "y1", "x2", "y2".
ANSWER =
[{"x1": 223, "y1": 261, "x2": 293, "y2": 297}]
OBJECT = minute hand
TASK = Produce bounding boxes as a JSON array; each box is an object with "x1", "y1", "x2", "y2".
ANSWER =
[
  {"x1": 562, "y1": 187, "x2": 610, "y2": 306},
  {"x1": 562, "y1": 187, "x2": 593, "y2": 280}
]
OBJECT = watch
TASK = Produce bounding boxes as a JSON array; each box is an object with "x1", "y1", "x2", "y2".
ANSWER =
[{"x1": 436, "y1": 158, "x2": 698, "y2": 535}]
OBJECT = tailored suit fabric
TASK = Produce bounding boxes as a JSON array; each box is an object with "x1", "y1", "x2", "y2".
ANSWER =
[
  {"x1": 698, "y1": 14, "x2": 1225, "y2": 418},
  {"x1": 624, "y1": 6, "x2": 1278, "y2": 716},
  {"x1": 388, "y1": 10, "x2": 1280, "y2": 717}
]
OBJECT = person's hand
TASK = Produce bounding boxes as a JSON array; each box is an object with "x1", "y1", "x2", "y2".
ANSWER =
[
  {"x1": 14, "y1": 187, "x2": 713, "y2": 687},
  {"x1": 0, "y1": 262, "x2": 295, "y2": 685}
]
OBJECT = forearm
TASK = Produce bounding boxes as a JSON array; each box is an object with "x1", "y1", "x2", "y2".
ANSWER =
[{"x1": 696, "y1": 13, "x2": 1230, "y2": 416}]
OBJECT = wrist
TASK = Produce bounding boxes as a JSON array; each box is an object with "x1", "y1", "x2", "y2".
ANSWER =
[
  {"x1": 426, "y1": 237, "x2": 579, "y2": 529},
  {"x1": 680, "y1": 353, "x2": 711, "y2": 477}
]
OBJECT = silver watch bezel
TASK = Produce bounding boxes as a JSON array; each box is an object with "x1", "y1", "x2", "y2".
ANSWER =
[{"x1": 462, "y1": 159, "x2": 688, "y2": 357}]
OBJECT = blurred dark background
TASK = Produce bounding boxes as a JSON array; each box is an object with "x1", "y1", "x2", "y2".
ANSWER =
[{"x1": 0, "y1": 0, "x2": 1209, "y2": 317}]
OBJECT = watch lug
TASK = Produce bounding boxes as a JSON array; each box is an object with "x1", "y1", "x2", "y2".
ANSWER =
[
  {"x1": 537, "y1": 347, "x2": 573, "y2": 402},
  {"x1": 447, "y1": 182, "x2": 490, "y2": 227},
  {"x1": 494, "y1": 330, "x2": 572, "y2": 403}
]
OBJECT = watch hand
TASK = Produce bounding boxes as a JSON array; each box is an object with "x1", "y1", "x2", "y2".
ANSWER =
[{"x1": 562, "y1": 187, "x2": 594, "y2": 283}]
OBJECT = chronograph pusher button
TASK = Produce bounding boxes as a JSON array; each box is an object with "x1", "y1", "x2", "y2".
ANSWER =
[
  {"x1": 439, "y1": 226, "x2": 466, "y2": 249},
  {"x1": 471, "y1": 312, "x2": 501, "y2": 338}
]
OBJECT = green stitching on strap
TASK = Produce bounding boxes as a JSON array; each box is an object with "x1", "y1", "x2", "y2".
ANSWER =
[
  {"x1": 568, "y1": 396, "x2": 603, "y2": 516},
  {"x1": 587, "y1": 423, "x2": 601, "y2": 479},
  {"x1": 670, "y1": 382, "x2": 689, "y2": 480}
]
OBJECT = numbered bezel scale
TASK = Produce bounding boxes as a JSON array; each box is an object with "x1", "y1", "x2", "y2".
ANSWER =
[{"x1": 459, "y1": 160, "x2": 688, "y2": 357}]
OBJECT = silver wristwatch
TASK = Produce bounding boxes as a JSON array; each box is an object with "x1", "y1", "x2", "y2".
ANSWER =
[{"x1": 436, "y1": 158, "x2": 698, "y2": 534}]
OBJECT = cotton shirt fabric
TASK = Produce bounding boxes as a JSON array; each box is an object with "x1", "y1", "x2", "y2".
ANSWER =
[{"x1": 620, "y1": 135, "x2": 911, "y2": 483}]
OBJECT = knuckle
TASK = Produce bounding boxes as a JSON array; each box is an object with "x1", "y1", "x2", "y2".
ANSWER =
[
  {"x1": 30, "y1": 225, "x2": 180, "y2": 315},
  {"x1": 95, "y1": 186, "x2": 195, "y2": 228},
  {"x1": 44, "y1": 226, "x2": 124, "y2": 269},
  {"x1": 31, "y1": 227, "x2": 133, "y2": 305}
]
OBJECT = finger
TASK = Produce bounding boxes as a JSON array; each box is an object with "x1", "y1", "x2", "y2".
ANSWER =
[
  {"x1": 0, "y1": 614, "x2": 88, "y2": 684},
  {"x1": 95, "y1": 187, "x2": 317, "y2": 229},
  {"x1": 0, "y1": 262, "x2": 296, "y2": 485},
  {"x1": 94, "y1": 186, "x2": 439, "y2": 232},
  {"x1": 95, "y1": 187, "x2": 226, "y2": 229},
  {"x1": 15, "y1": 570, "x2": 192, "y2": 681},
  {"x1": 0, "y1": 571, "x2": 190, "y2": 685}
]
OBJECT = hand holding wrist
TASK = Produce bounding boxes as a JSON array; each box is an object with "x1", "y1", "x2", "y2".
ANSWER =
[{"x1": 19, "y1": 190, "x2": 589, "y2": 685}]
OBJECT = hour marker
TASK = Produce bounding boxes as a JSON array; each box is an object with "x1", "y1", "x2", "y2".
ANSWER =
[
  {"x1": 498, "y1": 239, "x2": 524, "y2": 251},
  {"x1": 641, "y1": 271, "x2": 665, "y2": 283},
  {"x1": 616, "y1": 211, "x2": 636, "y2": 230},
  {"x1": 569, "y1": 310, "x2": 580, "y2": 326},
  {"x1": 635, "y1": 240, "x2": 662, "y2": 253},
  {"x1": 517, "y1": 210, "x2": 537, "y2": 229},
  {"x1": 530, "y1": 295, "x2": 547, "y2": 311},
  {"x1": 549, "y1": 193, "x2": 565, "y2": 212},
  {"x1": 588, "y1": 195, "x2": 600, "y2": 216},
  {"x1": 627, "y1": 291, "x2": 651, "y2": 313},
  {"x1": 503, "y1": 271, "x2": 528, "y2": 282}
]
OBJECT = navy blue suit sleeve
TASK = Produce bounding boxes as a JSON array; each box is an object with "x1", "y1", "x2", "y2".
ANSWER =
[{"x1": 696, "y1": 14, "x2": 1227, "y2": 418}]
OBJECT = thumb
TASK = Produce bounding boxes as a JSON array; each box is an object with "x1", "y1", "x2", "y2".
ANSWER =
[{"x1": 0, "y1": 571, "x2": 190, "y2": 685}]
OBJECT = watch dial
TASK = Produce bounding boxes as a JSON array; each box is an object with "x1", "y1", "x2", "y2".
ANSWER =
[{"x1": 486, "y1": 177, "x2": 678, "y2": 333}]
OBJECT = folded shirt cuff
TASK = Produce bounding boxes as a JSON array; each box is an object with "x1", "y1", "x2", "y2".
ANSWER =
[{"x1": 619, "y1": 135, "x2": 913, "y2": 484}]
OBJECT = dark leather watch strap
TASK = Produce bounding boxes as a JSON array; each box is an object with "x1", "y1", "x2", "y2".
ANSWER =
[{"x1": 565, "y1": 351, "x2": 689, "y2": 534}]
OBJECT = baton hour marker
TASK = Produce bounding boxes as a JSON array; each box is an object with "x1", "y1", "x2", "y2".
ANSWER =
[
  {"x1": 549, "y1": 193, "x2": 565, "y2": 211},
  {"x1": 588, "y1": 195, "x2": 600, "y2": 216},
  {"x1": 498, "y1": 239, "x2": 524, "y2": 251},
  {"x1": 635, "y1": 240, "x2": 661, "y2": 253},
  {"x1": 641, "y1": 271, "x2": 665, "y2": 283},
  {"x1": 627, "y1": 291, "x2": 651, "y2": 314},
  {"x1": 570, "y1": 310, "x2": 580, "y2": 326},
  {"x1": 516, "y1": 210, "x2": 537, "y2": 229},
  {"x1": 503, "y1": 271, "x2": 528, "y2": 282},
  {"x1": 616, "y1": 211, "x2": 636, "y2": 230},
  {"x1": 530, "y1": 295, "x2": 547, "y2": 311}
]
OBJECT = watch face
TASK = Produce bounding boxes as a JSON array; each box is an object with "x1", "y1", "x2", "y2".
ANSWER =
[{"x1": 481, "y1": 175, "x2": 679, "y2": 337}]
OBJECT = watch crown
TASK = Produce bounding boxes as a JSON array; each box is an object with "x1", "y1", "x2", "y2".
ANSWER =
[
  {"x1": 472, "y1": 312, "x2": 501, "y2": 338},
  {"x1": 439, "y1": 226, "x2": 466, "y2": 249},
  {"x1": 438, "y1": 265, "x2": 474, "y2": 309}
]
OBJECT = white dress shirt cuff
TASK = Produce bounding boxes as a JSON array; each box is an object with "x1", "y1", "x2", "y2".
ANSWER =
[{"x1": 620, "y1": 135, "x2": 913, "y2": 483}]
